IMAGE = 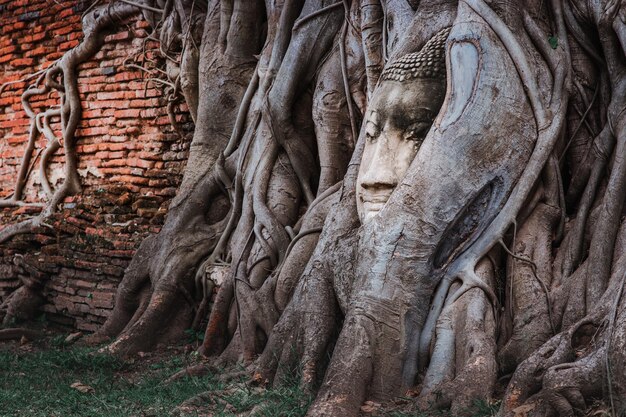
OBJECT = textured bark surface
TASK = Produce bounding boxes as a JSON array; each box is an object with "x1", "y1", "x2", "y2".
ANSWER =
[{"x1": 2, "y1": 0, "x2": 626, "y2": 415}]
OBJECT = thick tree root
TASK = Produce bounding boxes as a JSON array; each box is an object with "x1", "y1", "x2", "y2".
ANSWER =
[
  {"x1": 498, "y1": 201, "x2": 560, "y2": 373},
  {"x1": 2, "y1": 286, "x2": 45, "y2": 326},
  {"x1": 418, "y1": 259, "x2": 497, "y2": 414},
  {"x1": 166, "y1": 363, "x2": 217, "y2": 384},
  {"x1": 0, "y1": 328, "x2": 43, "y2": 342},
  {"x1": 503, "y1": 248, "x2": 626, "y2": 416}
]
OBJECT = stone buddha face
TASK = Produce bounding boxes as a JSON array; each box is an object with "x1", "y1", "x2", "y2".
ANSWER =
[{"x1": 356, "y1": 29, "x2": 449, "y2": 224}]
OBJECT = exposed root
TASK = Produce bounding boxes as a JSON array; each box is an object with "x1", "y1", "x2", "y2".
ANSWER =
[
  {"x1": 166, "y1": 363, "x2": 217, "y2": 383},
  {"x1": 497, "y1": 201, "x2": 560, "y2": 374},
  {"x1": 418, "y1": 258, "x2": 498, "y2": 414},
  {"x1": 0, "y1": 328, "x2": 43, "y2": 342},
  {"x1": 418, "y1": 261, "x2": 497, "y2": 375}
]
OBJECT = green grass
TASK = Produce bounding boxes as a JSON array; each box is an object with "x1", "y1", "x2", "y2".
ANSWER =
[
  {"x1": 0, "y1": 339, "x2": 496, "y2": 417},
  {"x1": 0, "y1": 346, "x2": 212, "y2": 416},
  {"x1": 0, "y1": 342, "x2": 312, "y2": 417}
]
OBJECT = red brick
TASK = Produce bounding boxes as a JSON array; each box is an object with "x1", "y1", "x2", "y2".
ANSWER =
[
  {"x1": 59, "y1": 40, "x2": 79, "y2": 50},
  {"x1": 10, "y1": 57, "x2": 34, "y2": 67},
  {"x1": 106, "y1": 31, "x2": 130, "y2": 42},
  {"x1": 114, "y1": 109, "x2": 141, "y2": 118},
  {"x1": 53, "y1": 25, "x2": 74, "y2": 36}
]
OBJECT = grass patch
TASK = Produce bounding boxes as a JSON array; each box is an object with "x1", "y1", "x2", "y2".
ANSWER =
[
  {"x1": 0, "y1": 338, "x2": 496, "y2": 417},
  {"x1": 0, "y1": 344, "x2": 215, "y2": 417},
  {"x1": 0, "y1": 341, "x2": 312, "y2": 417},
  {"x1": 215, "y1": 373, "x2": 312, "y2": 417}
]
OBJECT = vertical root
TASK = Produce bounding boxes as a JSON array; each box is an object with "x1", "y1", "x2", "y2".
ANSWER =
[{"x1": 419, "y1": 258, "x2": 497, "y2": 413}]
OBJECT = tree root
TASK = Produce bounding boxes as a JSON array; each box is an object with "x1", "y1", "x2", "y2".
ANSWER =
[
  {"x1": 166, "y1": 363, "x2": 217, "y2": 384},
  {"x1": 418, "y1": 258, "x2": 497, "y2": 414},
  {"x1": 498, "y1": 201, "x2": 560, "y2": 373},
  {"x1": 93, "y1": 161, "x2": 229, "y2": 355},
  {"x1": 2, "y1": 286, "x2": 45, "y2": 326},
  {"x1": 502, "y1": 246, "x2": 626, "y2": 416},
  {"x1": 0, "y1": 328, "x2": 43, "y2": 342}
]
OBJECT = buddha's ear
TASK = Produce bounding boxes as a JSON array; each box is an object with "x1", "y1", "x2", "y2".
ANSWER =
[{"x1": 434, "y1": 39, "x2": 480, "y2": 131}]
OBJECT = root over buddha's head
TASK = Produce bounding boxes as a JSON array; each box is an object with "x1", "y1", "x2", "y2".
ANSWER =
[{"x1": 357, "y1": 28, "x2": 450, "y2": 224}]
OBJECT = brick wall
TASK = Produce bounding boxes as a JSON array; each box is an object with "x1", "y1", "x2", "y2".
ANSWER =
[{"x1": 0, "y1": 0, "x2": 192, "y2": 331}]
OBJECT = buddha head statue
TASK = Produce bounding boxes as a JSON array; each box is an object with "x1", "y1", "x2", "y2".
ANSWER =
[{"x1": 356, "y1": 28, "x2": 449, "y2": 223}]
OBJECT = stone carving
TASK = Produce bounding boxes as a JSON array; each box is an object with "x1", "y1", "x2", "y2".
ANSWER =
[{"x1": 356, "y1": 28, "x2": 450, "y2": 223}]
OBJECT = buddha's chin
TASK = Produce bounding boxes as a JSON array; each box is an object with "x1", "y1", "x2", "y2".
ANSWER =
[
  {"x1": 361, "y1": 203, "x2": 386, "y2": 223},
  {"x1": 363, "y1": 210, "x2": 379, "y2": 223}
]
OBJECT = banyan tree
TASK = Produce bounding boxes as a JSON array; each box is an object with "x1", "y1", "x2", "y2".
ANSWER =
[{"x1": 2, "y1": 0, "x2": 626, "y2": 415}]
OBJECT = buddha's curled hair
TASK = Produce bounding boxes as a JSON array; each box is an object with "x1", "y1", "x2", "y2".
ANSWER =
[{"x1": 381, "y1": 27, "x2": 450, "y2": 82}]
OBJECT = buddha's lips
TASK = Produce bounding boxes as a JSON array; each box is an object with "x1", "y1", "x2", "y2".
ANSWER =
[{"x1": 360, "y1": 192, "x2": 393, "y2": 204}]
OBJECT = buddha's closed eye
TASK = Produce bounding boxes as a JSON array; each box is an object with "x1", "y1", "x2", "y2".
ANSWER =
[
  {"x1": 403, "y1": 121, "x2": 432, "y2": 143},
  {"x1": 365, "y1": 120, "x2": 381, "y2": 142}
]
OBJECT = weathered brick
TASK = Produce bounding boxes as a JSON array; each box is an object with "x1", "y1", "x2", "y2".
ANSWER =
[{"x1": 10, "y1": 57, "x2": 33, "y2": 67}]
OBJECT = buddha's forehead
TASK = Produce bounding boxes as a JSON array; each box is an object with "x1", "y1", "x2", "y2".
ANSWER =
[{"x1": 368, "y1": 78, "x2": 445, "y2": 126}]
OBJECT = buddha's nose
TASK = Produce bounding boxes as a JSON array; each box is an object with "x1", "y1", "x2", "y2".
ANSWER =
[{"x1": 360, "y1": 137, "x2": 398, "y2": 190}]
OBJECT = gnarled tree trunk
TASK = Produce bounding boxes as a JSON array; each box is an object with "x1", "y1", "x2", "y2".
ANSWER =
[{"x1": 2, "y1": 0, "x2": 626, "y2": 416}]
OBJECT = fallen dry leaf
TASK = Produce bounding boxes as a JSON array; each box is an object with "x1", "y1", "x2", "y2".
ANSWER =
[
  {"x1": 360, "y1": 401, "x2": 381, "y2": 413},
  {"x1": 64, "y1": 332, "x2": 83, "y2": 344},
  {"x1": 70, "y1": 382, "x2": 95, "y2": 393}
]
